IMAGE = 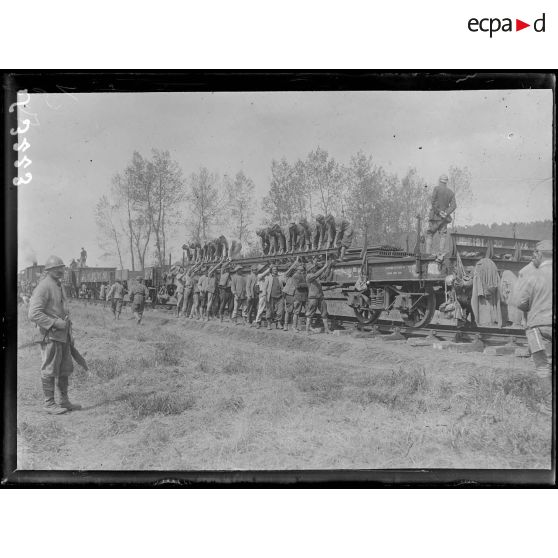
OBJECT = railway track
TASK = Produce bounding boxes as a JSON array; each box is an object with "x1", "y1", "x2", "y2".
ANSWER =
[{"x1": 69, "y1": 296, "x2": 527, "y2": 347}]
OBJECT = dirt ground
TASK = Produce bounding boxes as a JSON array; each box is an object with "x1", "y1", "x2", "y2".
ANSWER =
[{"x1": 16, "y1": 301, "x2": 552, "y2": 470}]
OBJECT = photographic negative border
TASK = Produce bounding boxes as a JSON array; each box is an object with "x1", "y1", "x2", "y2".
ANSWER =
[{"x1": 2, "y1": 71, "x2": 556, "y2": 486}]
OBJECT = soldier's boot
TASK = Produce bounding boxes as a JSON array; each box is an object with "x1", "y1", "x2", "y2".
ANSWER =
[
  {"x1": 219, "y1": 313, "x2": 224, "y2": 323},
  {"x1": 323, "y1": 319, "x2": 331, "y2": 334},
  {"x1": 57, "y1": 376, "x2": 82, "y2": 411},
  {"x1": 267, "y1": 322, "x2": 272, "y2": 330},
  {"x1": 293, "y1": 315, "x2": 300, "y2": 333},
  {"x1": 256, "y1": 321, "x2": 261, "y2": 329},
  {"x1": 42, "y1": 378, "x2": 68, "y2": 415},
  {"x1": 424, "y1": 233, "x2": 433, "y2": 256},
  {"x1": 305, "y1": 320, "x2": 311, "y2": 335},
  {"x1": 283, "y1": 320, "x2": 289, "y2": 332}
]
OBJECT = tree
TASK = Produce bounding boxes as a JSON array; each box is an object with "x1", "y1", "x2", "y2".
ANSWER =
[
  {"x1": 262, "y1": 158, "x2": 306, "y2": 224},
  {"x1": 448, "y1": 165, "x2": 473, "y2": 228},
  {"x1": 186, "y1": 167, "x2": 222, "y2": 242},
  {"x1": 399, "y1": 168, "x2": 430, "y2": 251},
  {"x1": 94, "y1": 195, "x2": 124, "y2": 269},
  {"x1": 224, "y1": 170, "x2": 255, "y2": 244},
  {"x1": 146, "y1": 149, "x2": 185, "y2": 267},
  {"x1": 303, "y1": 147, "x2": 344, "y2": 216}
]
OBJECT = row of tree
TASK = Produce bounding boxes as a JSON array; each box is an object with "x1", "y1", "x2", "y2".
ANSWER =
[{"x1": 96, "y1": 147, "x2": 473, "y2": 269}]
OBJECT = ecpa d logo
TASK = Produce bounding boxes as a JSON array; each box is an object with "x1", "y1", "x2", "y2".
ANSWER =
[{"x1": 468, "y1": 13, "x2": 546, "y2": 37}]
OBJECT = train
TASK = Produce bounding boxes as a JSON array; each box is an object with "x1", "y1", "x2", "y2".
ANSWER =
[{"x1": 18, "y1": 229, "x2": 539, "y2": 330}]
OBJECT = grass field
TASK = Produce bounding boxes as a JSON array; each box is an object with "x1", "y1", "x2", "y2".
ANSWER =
[{"x1": 16, "y1": 301, "x2": 552, "y2": 470}]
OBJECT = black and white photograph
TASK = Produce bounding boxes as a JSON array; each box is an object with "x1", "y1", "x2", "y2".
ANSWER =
[{"x1": 5, "y1": 73, "x2": 555, "y2": 481}]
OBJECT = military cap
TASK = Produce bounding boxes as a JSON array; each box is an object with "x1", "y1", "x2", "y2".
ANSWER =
[
  {"x1": 44, "y1": 255, "x2": 65, "y2": 270},
  {"x1": 137, "y1": 277, "x2": 144, "y2": 282},
  {"x1": 536, "y1": 239, "x2": 552, "y2": 254},
  {"x1": 296, "y1": 263, "x2": 306, "y2": 271},
  {"x1": 234, "y1": 265, "x2": 243, "y2": 272},
  {"x1": 439, "y1": 174, "x2": 449, "y2": 184},
  {"x1": 251, "y1": 264, "x2": 258, "y2": 272}
]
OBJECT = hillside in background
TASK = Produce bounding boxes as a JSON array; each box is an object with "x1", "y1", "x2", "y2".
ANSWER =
[{"x1": 455, "y1": 220, "x2": 553, "y2": 240}]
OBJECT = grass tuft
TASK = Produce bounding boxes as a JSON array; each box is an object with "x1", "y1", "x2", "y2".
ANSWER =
[{"x1": 125, "y1": 391, "x2": 195, "y2": 418}]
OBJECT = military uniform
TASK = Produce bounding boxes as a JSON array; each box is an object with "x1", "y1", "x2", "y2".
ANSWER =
[
  {"x1": 264, "y1": 272, "x2": 284, "y2": 328},
  {"x1": 231, "y1": 268, "x2": 247, "y2": 324},
  {"x1": 107, "y1": 281, "x2": 125, "y2": 319},
  {"x1": 425, "y1": 175, "x2": 456, "y2": 255},
  {"x1": 515, "y1": 254, "x2": 553, "y2": 376},
  {"x1": 324, "y1": 214, "x2": 336, "y2": 248},
  {"x1": 305, "y1": 262, "x2": 333, "y2": 333},
  {"x1": 28, "y1": 260, "x2": 81, "y2": 414},
  {"x1": 218, "y1": 267, "x2": 233, "y2": 321},
  {"x1": 130, "y1": 281, "x2": 150, "y2": 323},
  {"x1": 245, "y1": 267, "x2": 258, "y2": 324},
  {"x1": 206, "y1": 273, "x2": 218, "y2": 320}
]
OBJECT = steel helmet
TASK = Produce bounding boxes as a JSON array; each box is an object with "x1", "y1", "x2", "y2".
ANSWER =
[{"x1": 44, "y1": 255, "x2": 65, "y2": 270}]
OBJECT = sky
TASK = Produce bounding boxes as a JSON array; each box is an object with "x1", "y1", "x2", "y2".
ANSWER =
[{"x1": 16, "y1": 88, "x2": 553, "y2": 270}]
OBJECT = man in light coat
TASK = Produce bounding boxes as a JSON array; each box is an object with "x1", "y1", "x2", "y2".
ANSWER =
[{"x1": 28, "y1": 255, "x2": 81, "y2": 414}]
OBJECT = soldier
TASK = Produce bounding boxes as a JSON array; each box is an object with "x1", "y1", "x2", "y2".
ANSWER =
[
  {"x1": 334, "y1": 218, "x2": 355, "y2": 261},
  {"x1": 514, "y1": 240, "x2": 553, "y2": 377},
  {"x1": 256, "y1": 228, "x2": 271, "y2": 255},
  {"x1": 197, "y1": 266, "x2": 209, "y2": 319},
  {"x1": 231, "y1": 265, "x2": 247, "y2": 325},
  {"x1": 263, "y1": 265, "x2": 285, "y2": 329},
  {"x1": 269, "y1": 224, "x2": 286, "y2": 255},
  {"x1": 245, "y1": 264, "x2": 259, "y2": 325},
  {"x1": 253, "y1": 265, "x2": 272, "y2": 328},
  {"x1": 182, "y1": 266, "x2": 195, "y2": 317},
  {"x1": 28, "y1": 255, "x2": 81, "y2": 414},
  {"x1": 312, "y1": 215, "x2": 326, "y2": 250},
  {"x1": 107, "y1": 279, "x2": 125, "y2": 320},
  {"x1": 218, "y1": 262, "x2": 233, "y2": 322},
  {"x1": 189, "y1": 268, "x2": 201, "y2": 319},
  {"x1": 291, "y1": 263, "x2": 309, "y2": 332},
  {"x1": 296, "y1": 218, "x2": 312, "y2": 251},
  {"x1": 229, "y1": 239, "x2": 243, "y2": 260},
  {"x1": 79, "y1": 247, "x2": 87, "y2": 267},
  {"x1": 99, "y1": 282, "x2": 108, "y2": 307},
  {"x1": 215, "y1": 235, "x2": 229, "y2": 260},
  {"x1": 205, "y1": 263, "x2": 220, "y2": 320},
  {"x1": 175, "y1": 267, "x2": 186, "y2": 317},
  {"x1": 281, "y1": 257, "x2": 302, "y2": 332},
  {"x1": 129, "y1": 277, "x2": 150, "y2": 325},
  {"x1": 425, "y1": 174, "x2": 457, "y2": 258},
  {"x1": 324, "y1": 214, "x2": 336, "y2": 248},
  {"x1": 305, "y1": 258, "x2": 336, "y2": 334}
]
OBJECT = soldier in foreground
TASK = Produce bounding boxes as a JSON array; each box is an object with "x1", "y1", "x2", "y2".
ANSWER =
[
  {"x1": 107, "y1": 279, "x2": 125, "y2": 320},
  {"x1": 28, "y1": 255, "x2": 81, "y2": 414},
  {"x1": 130, "y1": 277, "x2": 150, "y2": 325},
  {"x1": 425, "y1": 174, "x2": 457, "y2": 258}
]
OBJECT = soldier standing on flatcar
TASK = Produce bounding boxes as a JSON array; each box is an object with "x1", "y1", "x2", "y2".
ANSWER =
[
  {"x1": 107, "y1": 279, "x2": 125, "y2": 320},
  {"x1": 296, "y1": 218, "x2": 312, "y2": 251},
  {"x1": 312, "y1": 215, "x2": 326, "y2": 250},
  {"x1": 256, "y1": 228, "x2": 271, "y2": 255},
  {"x1": 324, "y1": 214, "x2": 336, "y2": 248},
  {"x1": 269, "y1": 224, "x2": 286, "y2": 255},
  {"x1": 334, "y1": 218, "x2": 355, "y2": 261},
  {"x1": 129, "y1": 277, "x2": 150, "y2": 325},
  {"x1": 282, "y1": 222, "x2": 298, "y2": 253},
  {"x1": 28, "y1": 255, "x2": 81, "y2": 414},
  {"x1": 79, "y1": 247, "x2": 87, "y2": 267},
  {"x1": 425, "y1": 174, "x2": 457, "y2": 258}
]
